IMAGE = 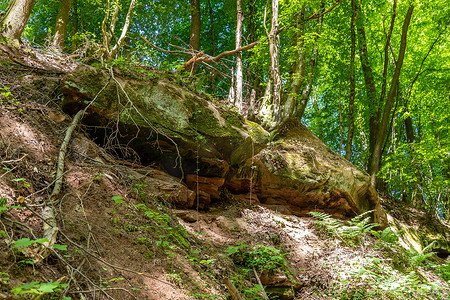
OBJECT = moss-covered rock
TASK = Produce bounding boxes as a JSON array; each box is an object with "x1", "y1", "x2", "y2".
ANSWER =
[{"x1": 61, "y1": 65, "x2": 385, "y2": 221}]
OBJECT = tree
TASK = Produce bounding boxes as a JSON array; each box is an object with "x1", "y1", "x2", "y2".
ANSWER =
[
  {"x1": 52, "y1": 0, "x2": 73, "y2": 49},
  {"x1": 345, "y1": 0, "x2": 357, "y2": 161},
  {"x1": 0, "y1": 0, "x2": 36, "y2": 46},
  {"x1": 234, "y1": 0, "x2": 244, "y2": 113},
  {"x1": 101, "y1": 0, "x2": 137, "y2": 60},
  {"x1": 367, "y1": 3, "x2": 414, "y2": 179}
]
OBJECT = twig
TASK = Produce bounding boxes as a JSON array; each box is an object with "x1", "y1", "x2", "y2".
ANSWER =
[
  {"x1": 1, "y1": 153, "x2": 28, "y2": 164},
  {"x1": 253, "y1": 267, "x2": 269, "y2": 299}
]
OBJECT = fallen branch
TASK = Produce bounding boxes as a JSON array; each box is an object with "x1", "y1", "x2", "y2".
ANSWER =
[
  {"x1": 223, "y1": 278, "x2": 244, "y2": 300},
  {"x1": 253, "y1": 267, "x2": 269, "y2": 299}
]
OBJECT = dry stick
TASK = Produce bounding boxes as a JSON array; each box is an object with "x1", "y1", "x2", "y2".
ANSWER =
[
  {"x1": 252, "y1": 267, "x2": 269, "y2": 299},
  {"x1": 35, "y1": 110, "x2": 84, "y2": 264},
  {"x1": 223, "y1": 278, "x2": 245, "y2": 300},
  {"x1": 180, "y1": 50, "x2": 204, "y2": 71}
]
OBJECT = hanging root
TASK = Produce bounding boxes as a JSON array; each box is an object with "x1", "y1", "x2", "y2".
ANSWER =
[{"x1": 34, "y1": 110, "x2": 84, "y2": 264}]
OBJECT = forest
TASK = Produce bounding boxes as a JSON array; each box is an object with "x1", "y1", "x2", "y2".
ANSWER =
[
  {"x1": 1, "y1": 0, "x2": 448, "y2": 217},
  {"x1": 0, "y1": 0, "x2": 449, "y2": 299}
]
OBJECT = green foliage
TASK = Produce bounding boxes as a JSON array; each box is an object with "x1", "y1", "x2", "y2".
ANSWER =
[
  {"x1": 371, "y1": 227, "x2": 405, "y2": 244},
  {"x1": 437, "y1": 262, "x2": 450, "y2": 282},
  {"x1": 13, "y1": 237, "x2": 49, "y2": 250},
  {"x1": 0, "y1": 197, "x2": 7, "y2": 215},
  {"x1": 404, "y1": 241, "x2": 436, "y2": 268},
  {"x1": 309, "y1": 210, "x2": 379, "y2": 244},
  {"x1": 11, "y1": 281, "x2": 69, "y2": 297},
  {"x1": 226, "y1": 243, "x2": 287, "y2": 274}
]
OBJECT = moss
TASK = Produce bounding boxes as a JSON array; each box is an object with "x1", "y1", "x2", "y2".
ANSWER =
[{"x1": 245, "y1": 120, "x2": 269, "y2": 144}]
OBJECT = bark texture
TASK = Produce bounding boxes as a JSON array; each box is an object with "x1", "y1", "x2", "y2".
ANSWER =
[
  {"x1": 235, "y1": 0, "x2": 244, "y2": 112},
  {"x1": 0, "y1": 0, "x2": 36, "y2": 45},
  {"x1": 52, "y1": 0, "x2": 73, "y2": 49}
]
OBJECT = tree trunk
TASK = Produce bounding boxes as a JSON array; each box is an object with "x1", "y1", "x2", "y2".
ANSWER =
[
  {"x1": 207, "y1": 0, "x2": 215, "y2": 56},
  {"x1": 235, "y1": 0, "x2": 244, "y2": 113},
  {"x1": 189, "y1": 0, "x2": 201, "y2": 51},
  {"x1": 368, "y1": 4, "x2": 414, "y2": 178},
  {"x1": 53, "y1": 0, "x2": 73, "y2": 49},
  {"x1": 345, "y1": 0, "x2": 357, "y2": 161},
  {"x1": 269, "y1": 0, "x2": 282, "y2": 125},
  {"x1": 70, "y1": 0, "x2": 78, "y2": 52},
  {"x1": 355, "y1": 0, "x2": 378, "y2": 159},
  {"x1": 280, "y1": 6, "x2": 306, "y2": 123},
  {"x1": 293, "y1": 4, "x2": 323, "y2": 122},
  {"x1": 0, "y1": 0, "x2": 36, "y2": 45}
]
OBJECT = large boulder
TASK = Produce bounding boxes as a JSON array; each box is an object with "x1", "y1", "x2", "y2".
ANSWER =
[
  {"x1": 61, "y1": 65, "x2": 385, "y2": 224},
  {"x1": 228, "y1": 119, "x2": 386, "y2": 224},
  {"x1": 61, "y1": 65, "x2": 246, "y2": 178}
]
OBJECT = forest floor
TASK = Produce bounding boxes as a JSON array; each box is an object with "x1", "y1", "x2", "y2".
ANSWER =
[{"x1": 0, "y1": 46, "x2": 449, "y2": 299}]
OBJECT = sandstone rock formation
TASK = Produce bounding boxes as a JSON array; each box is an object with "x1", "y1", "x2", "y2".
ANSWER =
[{"x1": 61, "y1": 65, "x2": 386, "y2": 225}]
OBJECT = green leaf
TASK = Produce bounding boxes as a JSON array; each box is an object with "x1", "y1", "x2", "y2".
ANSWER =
[
  {"x1": 37, "y1": 282, "x2": 59, "y2": 293},
  {"x1": 53, "y1": 244, "x2": 68, "y2": 251},
  {"x1": 111, "y1": 196, "x2": 123, "y2": 204},
  {"x1": 13, "y1": 238, "x2": 33, "y2": 248}
]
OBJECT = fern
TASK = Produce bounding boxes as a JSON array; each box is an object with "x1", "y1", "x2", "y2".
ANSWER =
[
  {"x1": 308, "y1": 211, "x2": 343, "y2": 236},
  {"x1": 407, "y1": 241, "x2": 436, "y2": 268},
  {"x1": 309, "y1": 210, "x2": 379, "y2": 245}
]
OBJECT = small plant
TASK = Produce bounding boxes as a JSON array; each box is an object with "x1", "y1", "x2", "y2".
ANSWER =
[
  {"x1": 405, "y1": 241, "x2": 436, "y2": 268},
  {"x1": 0, "y1": 197, "x2": 7, "y2": 215},
  {"x1": 91, "y1": 172, "x2": 104, "y2": 182},
  {"x1": 438, "y1": 262, "x2": 450, "y2": 281},
  {"x1": 226, "y1": 243, "x2": 287, "y2": 274},
  {"x1": 0, "y1": 272, "x2": 9, "y2": 284},
  {"x1": 11, "y1": 281, "x2": 69, "y2": 298},
  {"x1": 12, "y1": 178, "x2": 30, "y2": 191},
  {"x1": 309, "y1": 210, "x2": 379, "y2": 244},
  {"x1": 111, "y1": 195, "x2": 124, "y2": 204},
  {"x1": 372, "y1": 227, "x2": 405, "y2": 244}
]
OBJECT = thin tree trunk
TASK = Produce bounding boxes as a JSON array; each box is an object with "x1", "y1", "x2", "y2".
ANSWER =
[
  {"x1": 207, "y1": 0, "x2": 216, "y2": 92},
  {"x1": 339, "y1": 83, "x2": 343, "y2": 155},
  {"x1": 53, "y1": 0, "x2": 73, "y2": 49},
  {"x1": 207, "y1": 0, "x2": 215, "y2": 56},
  {"x1": 293, "y1": 4, "x2": 323, "y2": 121},
  {"x1": 246, "y1": 0, "x2": 262, "y2": 108},
  {"x1": 368, "y1": 3, "x2": 414, "y2": 178},
  {"x1": 345, "y1": 0, "x2": 357, "y2": 161},
  {"x1": 71, "y1": 0, "x2": 78, "y2": 52},
  {"x1": 189, "y1": 0, "x2": 201, "y2": 73},
  {"x1": 268, "y1": 0, "x2": 282, "y2": 125},
  {"x1": 280, "y1": 5, "x2": 306, "y2": 123},
  {"x1": 355, "y1": 0, "x2": 378, "y2": 157},
  {"x1": 0, "y1": 0, "x2": 36, "y2": 45},
  {"x1": 235, "y1": 0, "x2": 244, "y2": 112},
  {"x1": 102, "y1": 0, "x2": 137, "y2": 60},
  {"x1": 379, "y1": 0, "x2": 397, "y2": 114}
]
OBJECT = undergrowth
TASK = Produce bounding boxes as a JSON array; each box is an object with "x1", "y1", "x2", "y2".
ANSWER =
[{"x1": 309, "y1": 211, "x2": 450, "y2": 299}]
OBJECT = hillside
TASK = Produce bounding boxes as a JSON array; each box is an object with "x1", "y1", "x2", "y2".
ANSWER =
[{"x1": 0, "y1": 45, "x2": 449, "y2": 300}]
